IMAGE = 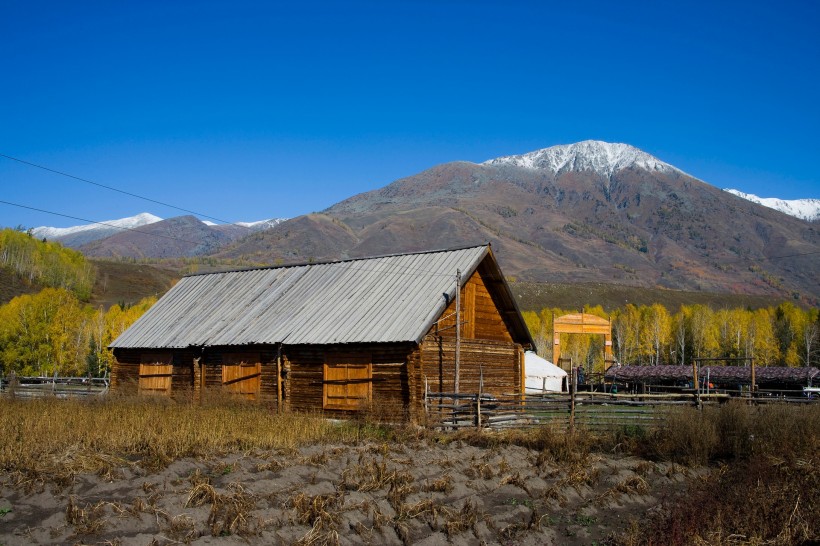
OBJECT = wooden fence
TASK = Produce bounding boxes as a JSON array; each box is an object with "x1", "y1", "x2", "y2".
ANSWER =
[
  {"x1": 423, "y1": 389, "x2": 817, "y2": 431},
  {"x1": 0, "y1": 376, "x2": 109, "y2": 399},
  {"x1": 423, "y1": 390, "x2": 728, "y2": 431}
]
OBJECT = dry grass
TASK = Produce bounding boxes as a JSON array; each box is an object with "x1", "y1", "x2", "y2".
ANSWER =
[
  {"x1": 341, "y1": 457, "x2": 413, "y2": 493},
  {"x1": 287, "y1": 492, "x2": 342, "y2": 527},
  {"x1": 3, "y1": 395, "x2": 818, "y2": 544},
  {"x1": 288, "y1": 492, "x2": 343, "y2": 546},
  {"x1": 444, "y1": 498, "x2": 481, "y2": 537},
  {"x1": 613, "y1": 455, "x2": 819, "y2": 545},
  {"x1": 65, "y1": 496, "x2": 108, "y2": 535},
  {"x1": 612, "y1": 402, "x2": 820, "y2": 545},
  {"x1": 422, "y1": 474, "x2": 453, "y2": 494},
  {"x1": 648, "y1": 401, "x2": 820, "y2": 465},
  {"x1": 0, "y1": 397, "x2": 392, "y2": 485}
]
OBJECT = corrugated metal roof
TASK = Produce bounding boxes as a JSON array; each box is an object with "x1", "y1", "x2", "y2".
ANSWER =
[{"x1": 111, "y1": 245, "x2": 495, "y2": 349}]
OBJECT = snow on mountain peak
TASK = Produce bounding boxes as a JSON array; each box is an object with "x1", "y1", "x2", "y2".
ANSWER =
[
  {"x1": 236, "y1": 218, "x2": 286, "y2": 229},
  {"x1": 724, "y1": 189, "x2": 820, "y2": 221},
  {"x1": 32, "y1": 212, "x2": 163, "y2": 240},
  {"x1": 29, "y1": 213, "x2": 289, "y2": 248},
  {"x1": 483, "y1": 140, "x2": 681, "y2": 178}
]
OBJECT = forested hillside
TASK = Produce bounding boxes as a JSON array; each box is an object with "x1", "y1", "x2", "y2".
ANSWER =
[
  {"x1": 0, "y1": 290, "x2": 155, "y2": 377},
  {"x1": 0, "y1": 228, "x2": 95, "y2": 300},
  {"x1": 0, "y1": 229, "x2": 160, "y2": 376}
]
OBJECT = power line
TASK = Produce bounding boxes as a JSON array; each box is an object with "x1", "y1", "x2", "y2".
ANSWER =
[
  {"x1": 0, "y1": 198, "x2": 467, "y2": 278},
  {"x1": 2, "y1": 153, "x2": 816, "y2": 272},
  {"x1": 0, "y1": 152, "x2": 249, "y2": 228},
  {"x1": 0, "y1": 199, "x2": 205, "y2": 246}
]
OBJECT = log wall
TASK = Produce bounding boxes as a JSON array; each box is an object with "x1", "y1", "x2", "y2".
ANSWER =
[
  {"x1": 112, "y1": 346, "x2": 279, "y2": 408},
  {"x1": 111, "y1": 349, "x2": 199, "y2": 401},
  {"x1": 282, "y1": 343, "x2": 413, "y2": 419},
  {"x1": 201, "y1": 347, "x2": 278, "y2": 406},
  {"x1": 419, "y1": 338, "x2": 523, "y2": 397}
]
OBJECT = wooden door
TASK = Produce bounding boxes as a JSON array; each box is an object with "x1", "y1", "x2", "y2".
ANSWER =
[
  {"x1": 222, "y1": 354, "x2": 261, "y2": 401},
  {"x1": 323, "y1": 354, "x2": 371, "y2": 410},
  {"x1": 139, "y1": 353, "x2": 172, "y2": 395}
]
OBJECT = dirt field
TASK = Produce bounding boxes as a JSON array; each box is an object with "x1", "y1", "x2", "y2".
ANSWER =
[
  {"x1": 0, "y1": 440, "x2": 698, "y2": 545},
  {"x1": 2, "y1": 399, "x2": 816, "y2": 545}
]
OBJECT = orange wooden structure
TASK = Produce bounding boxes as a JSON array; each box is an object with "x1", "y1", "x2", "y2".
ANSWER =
[{"x1": 552, "y1": 313, "x2": 615, "y2": 371}]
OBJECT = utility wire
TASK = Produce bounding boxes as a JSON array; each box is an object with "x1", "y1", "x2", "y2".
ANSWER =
[
  {"x1": 0, "y1": 153, "x2": 250, "y2": 228},
  {"x1": 0, "y1": 197, "x2": 467, "y2": 277},
  {"x1": 4, "y1": 193, "x2": 813, "y2": 281},
  {"x1": 2, "y1": 153, "x2": 816, "y2": 273},
  {"x1": 6, "y1": 193, "x2": 813, "y2": 289},
  {"x1": 0, "y1": 199, "x2": 205, "y2": 245}
]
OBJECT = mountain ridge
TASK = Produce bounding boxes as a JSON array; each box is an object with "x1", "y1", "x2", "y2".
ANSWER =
[
  {"x1": 723, "y1": 189, "x2": 820, "y2": 222},
  {"x1": 32, "y1": 214, "x2": 287, "y2": 253},
  {"x1": 218, "y1": 142, "x2": 817, "y2": 301},
  {"x1": 18, "y1": 141, "x2": 819, "y2": 302},
  {"x1": 31, "y1": 213, "x2": 163, "y2": 247}
]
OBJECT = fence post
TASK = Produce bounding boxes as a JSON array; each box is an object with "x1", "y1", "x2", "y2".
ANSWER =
[
  {"x1": 692, "y1": 360, "x2": 702, "y2": 410},
  {"x1": 569, "y1": 366, "x2": 577, "y2": 433},
  {"x1": 750, "y1": 357, "x2": 756, "y2": 401},
  {"x1": 475, "y1": 393, "x2": 481, "y2": 428},
  {"x1": 424, "y1": 377, "x2": 429, "y2": 418},
  {"x1": 8, "y1": 372, "x2": 18, "y2": 398}
]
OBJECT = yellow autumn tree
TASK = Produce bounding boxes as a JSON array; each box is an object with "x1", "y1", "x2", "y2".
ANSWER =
[
  {"x1": 686, "y1": 304, "x2": 719, "y2": 360},
  {"x1": 750, "y1": 308, "x2": 779, "y2": 366},
  {"x1": 522, "y1": 311, "x2": 547, "y2": 357},
  {"x1": 0, "y1": 288, "x2": 93, "y2": 375},
  {"x1": 613, "y1": 304, "x2": 641, "y2": 365},
  {"x1": 640, "y1": 304, "x2": 672, "y2": 365},
  {"x1": 92, "y1": 297, "x2": 157, "y2": 375},
  {"x1": 774, "y1": 303, "x2": 805, "y2": 367},
  {"x1": 0, "y1": 228, "x2": 95, "y2": 300},
  {"x1": 797, "y1": 308, "x2": 819, "y2": 367}
]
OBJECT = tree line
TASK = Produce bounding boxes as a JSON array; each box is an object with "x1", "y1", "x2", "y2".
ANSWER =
[
  {"x1": 1, "y1": 228, "x2": 817, "y2": 376},
  {"x1": 523, "y1": 303, "x2": 820, "y2": 372},
  {"x1": 0, "y1": 288, "x2": 156, "y2": 377},
  {"x1": 0, "y1": 228, "x2": 156, "y2": 377}
]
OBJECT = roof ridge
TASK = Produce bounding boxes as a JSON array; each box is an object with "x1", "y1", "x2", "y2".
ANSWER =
[{"x1": 183, "y1": 243, "x2": 491, "y2": 277}]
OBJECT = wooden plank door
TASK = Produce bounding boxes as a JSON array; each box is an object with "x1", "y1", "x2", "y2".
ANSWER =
[
  {"x1": 222, "y1": 354, "x2": 261, "y2": 401},
  {"x1": 323, "y1": 354, "x2": 371, "y2": 410},
  {"x1": 139, "y1": 353, "x2": 172, "y2": 395}
]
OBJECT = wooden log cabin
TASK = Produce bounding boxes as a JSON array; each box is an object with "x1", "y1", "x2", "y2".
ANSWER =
[{"x1": 110, "y1": 244, "x2": 534, "y2": 422}]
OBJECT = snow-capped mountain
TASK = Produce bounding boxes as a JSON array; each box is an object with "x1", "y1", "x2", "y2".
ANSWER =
[
  {"x1": 32, "y1": 213, "x2": 287, "y2": 249},
  {"x1": 236, "y1": 218, "x2": 286, "y2": 229},
  {"x1": 32, "y1": 212, "x2": 162, "y2": 240},
  {"x1": 32, "y1": 213, "x2": 163, "y2": 247},
  {"x1": 483, "y1": 140, "x2": 682, "y2": 178},
  {"x1": 724, "y1": 189, "x2": 820, "y2": 222}
]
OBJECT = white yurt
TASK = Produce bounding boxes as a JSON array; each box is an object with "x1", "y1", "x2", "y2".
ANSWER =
[{"x1": 524, "y1": 351, "x2": 567, "y2": 393}]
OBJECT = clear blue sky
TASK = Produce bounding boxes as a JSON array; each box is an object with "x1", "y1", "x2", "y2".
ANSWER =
[{"x1": 1, "y1": 0, "x2": 818, "y2": 229}]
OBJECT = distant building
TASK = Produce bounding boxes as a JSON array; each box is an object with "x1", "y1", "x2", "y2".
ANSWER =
[{"x1": 110, "y1": 245, "x2": 534, "y2": 422}]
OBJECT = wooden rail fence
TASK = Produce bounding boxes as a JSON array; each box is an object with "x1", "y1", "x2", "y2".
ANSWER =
[
  {"x1": 423, "y1": 389, "x2": 815, "y2": 431},
  {"x1": 0, "y1": 376, "x2": 109, "y2": 399}
]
